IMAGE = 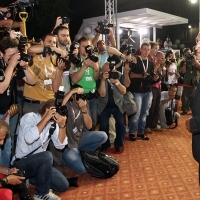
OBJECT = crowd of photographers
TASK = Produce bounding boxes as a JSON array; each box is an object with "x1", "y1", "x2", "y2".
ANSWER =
[{"x1": 1, "y1": 8, "x2": 200, "y2": 199}]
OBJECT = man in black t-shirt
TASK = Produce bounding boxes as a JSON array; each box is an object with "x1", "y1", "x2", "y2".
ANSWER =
[
  {"x1": 0, "y1": 36, "x2": 36, "y2": 167},
  {"x1": 125, "y1": 43, "x2": 159, "y2": 141}
]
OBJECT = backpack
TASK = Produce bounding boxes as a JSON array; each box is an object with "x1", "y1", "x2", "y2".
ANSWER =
[{"x1": 80, "y1": 150, "x2": 119, "y2": 178}]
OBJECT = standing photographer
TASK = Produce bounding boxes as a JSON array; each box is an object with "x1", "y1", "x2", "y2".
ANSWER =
[
  {"x1": 0, "y1": 119, "x2": 26, "y2": 200},
  {"x1": 11, "y1": 99, "x2": 69, "y2": 200},
  {"x1": 97, "y1": 62, "x2": 126, "y2": 153},
  {"x1": 0, "y1": 36, "x2": 36, "y2": 167}
]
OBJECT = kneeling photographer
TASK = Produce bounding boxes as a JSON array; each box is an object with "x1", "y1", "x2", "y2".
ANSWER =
[
  {"x1": 61, "y1": 85, "x2": 107, "y2": 174},
  {"x1": 97, "y1": 61, "x2": 126, "y2": 153},
  {"x1": 11, "y1": 99, "x2": 69, "y2": 200},
  {"x1": 0, "y1": 119, "x2": 27, "y2": 200},
  {"x1": 159, "y1": 85, "x2": 180, "y2": 129}
]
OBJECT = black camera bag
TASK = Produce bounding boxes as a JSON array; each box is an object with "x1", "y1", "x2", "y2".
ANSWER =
[{"x1": 80, "y1": 151, "x2": 119, "y2": 178}]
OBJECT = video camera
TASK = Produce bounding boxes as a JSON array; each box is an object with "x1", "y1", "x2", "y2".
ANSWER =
[
  {"x1": 55, "y1": 86, "x2": 68, "y2": 117},
  {"x1": 95, "y1": 19, "x2": 113, "y2": 35},
  {"x1": 85, "y1": 45, "x2": 99, "y2": 63},
  {"x1": 13, "y1": 170, "x2": 31, "y2": 200}
]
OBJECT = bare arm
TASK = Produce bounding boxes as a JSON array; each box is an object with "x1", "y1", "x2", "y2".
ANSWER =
[{"x1": 123, "y1": 63, "x2": 131, "y2": 88}]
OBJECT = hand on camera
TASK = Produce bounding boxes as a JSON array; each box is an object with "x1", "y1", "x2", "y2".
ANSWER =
[
  {"x1": 78, "y1": 99, "x2": 87, "y2": 110},
  {"x1": 8, "y1": 53, "x2": 20, "y2": 67},
  {"x1": 153, "y1": 74, "x2": 159, "y2": 81},
  {"x1": 6, "y1": 175, "x2": 25, "y2": 185},
  {"x1": 55, "y1": 16, "x2": 63, "y2": 27},
  {"x1": 57, "y1": 59, "x2": 66, "y2": 71},
  {"x1": 44, "y1": 106, "x2": 56, "y2": 121},
  {"x1": 52, "y1": 112, "x2": 67, "y2": 127},
  {"x1": 102, "y1": 72, "x2": 109, "y2": 80},
  {"x1": 72, "y1": 87, "x2": 84, "y2": 95},
  {"x1": 110, "y1": 78, "x2": 119, "y2": 85}
]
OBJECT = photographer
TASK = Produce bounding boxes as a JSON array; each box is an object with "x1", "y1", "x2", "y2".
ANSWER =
[
  {"x1": 0, "y1": 36, "x2": 36, "y2": 167},
  {"x1": 164, "y1": 37, "x2": 172, "y2": 50},
  {"x1": 0, "y1": 119, "x2": 25, "y2": 200},
  {"x1": 125, "y1": 43, "x2": 158, "y2": 141},
  {"x1": 97, "y1": 62, "x2": 126, "y2": 153},
  {"x1": 159, "y1": 85, "x2": 180, "y2": 128},
  {"x1": 11, "y1": 99, "x2": 69, "y2": 200},
  {"x1": 23, "y1": 33, "x2": 67, "y2": 114},
  {"x1": 62, "y1": 85, "x2": 107, "y2": 174}
]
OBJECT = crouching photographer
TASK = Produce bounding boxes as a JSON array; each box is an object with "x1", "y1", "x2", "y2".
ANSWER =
[
  {"x1": 62, "y1": 85, "x2": 107, "y2": 174},
  {"x1": 11, "y1": 99, "x2": 69, "y2": 200},
  {"x1": 0, "y1": 119, "x2": 28, "y2": 200},
  {"x1": 159, "y1": 85, "x2": 180, "y2": 129}
]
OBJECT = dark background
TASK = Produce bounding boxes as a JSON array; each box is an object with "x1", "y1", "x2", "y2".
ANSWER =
[{"x1": 1, "y1": 0, "x2": 199, "y2": 50}]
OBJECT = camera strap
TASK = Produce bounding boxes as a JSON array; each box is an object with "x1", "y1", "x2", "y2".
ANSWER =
[
  {"x1": 138, "y1": 56, "x2": 149, "y2": 73},
  {"x1": 70, "y1": 102, "x2": 81, "y2": 126}
]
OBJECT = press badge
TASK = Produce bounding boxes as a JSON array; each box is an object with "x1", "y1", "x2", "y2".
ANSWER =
[
  {"x1": 86, "y1": 77, "x2": 92, "y2": 81},
  {"x1": 73, "y1": 127, "x2": 78, "y2": 133},
  {"x1": 44, "y1": 79, "x2": 52, "y2": 85}
]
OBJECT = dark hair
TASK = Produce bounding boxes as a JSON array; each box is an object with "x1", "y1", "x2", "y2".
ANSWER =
[
  {"x1": 183, "y1": 48, "x2": 191, "y2": 54},
  {"x1": 169, "y1": 84, "x2": 177, "y2": 91},
  {"x1": 41, "y1": 33, "x2": 56, "y2": 42},
  {"x1": 53, "y1": 25, "x2": 69, "y2": 35},
  {"x1": 38, "y1": 99, "x2": 55, "y2": 115},
  {"x1": 0, "y1": 37, "x2": 19, "y2": 53},
  {"x1": 71, "y1": 84, "x2": 83, "y2": 90},
  {"x1": 78, "y1": 36, "x2": 91, "y2": 44},
  {"x1": 165, "y1": 50, "x2": 173, "y2": 59}
]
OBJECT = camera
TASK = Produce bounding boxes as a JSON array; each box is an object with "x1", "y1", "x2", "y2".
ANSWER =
[
  {"x1": 120, "y1": 44, "x2": 136, "y2": 55},
  {"x1": 62, "y1": 17, "x2": 70, "y2": 24},
  {"x1": 18, "y1": 36, "x2": 28, "y2": 52},
  {"x1": 19, "y1": 52, "x2": 33, "y2": 62},
  {"x1": 13, "y1": 170, "x2": 31, "y2": 200},
  {"x1": 107, "y1": 60, "x2": 120, "y2": 79},
  {"x1": 85, "y1": 45, "x2": 99, "y2": 63},
  {"x1": 96, "y1": 19, "x2": 113, "y2": 35},
  {"x1": 185, "y1": 53, "x2": 194, "y2": 66},
  {"x1": 68, "y1": 43, "x2": 81, "y2": 66},
  {"x1": 76, "y1": 90, "x2": 99, "y2": 101},
  {"x1": 143, "y1": 71, "x2": 157, "y2": 84},
  {"x1": 76, "y1": 93, "x2": 87, "y2": 101},
  {"x1": 55, "y1": 86, "x2": 68, "y2": 117}
]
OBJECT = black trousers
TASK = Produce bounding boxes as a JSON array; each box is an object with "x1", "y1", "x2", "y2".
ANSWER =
[{"x1": 146, "y1": 87, "x2": 161, "y2": 128}]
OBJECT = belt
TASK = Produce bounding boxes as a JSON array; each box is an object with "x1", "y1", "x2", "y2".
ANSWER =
[{"x1": 24, "y1": 99, "x2": 41, "y2": 104}]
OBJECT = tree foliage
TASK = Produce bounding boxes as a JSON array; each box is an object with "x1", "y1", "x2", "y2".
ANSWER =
[{"x1": 26, "y1": 0, "x2": 70, "y2": 39}]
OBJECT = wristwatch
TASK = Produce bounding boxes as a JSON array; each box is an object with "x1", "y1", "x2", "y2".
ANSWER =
[{"x1": 59, "y1": 124, "x2": 66, "y2": 129}]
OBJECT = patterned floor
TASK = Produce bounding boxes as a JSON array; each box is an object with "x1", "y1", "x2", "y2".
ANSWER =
[{"x1": 14, "y1": 113, "x2": 200, "y2": 200}]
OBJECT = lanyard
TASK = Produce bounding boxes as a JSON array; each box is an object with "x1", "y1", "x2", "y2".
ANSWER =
[
  {"x1": 139, "y1": 56, "x2": 149, "y2": 73},
  {"x1": 70, "y1": 103, "x2": 81, "y2": 126},
  {"x1": 40, "y1": 55, "x2": 54, "y2": 78}
]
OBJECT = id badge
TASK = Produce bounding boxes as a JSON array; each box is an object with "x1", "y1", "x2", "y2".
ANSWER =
[
  {"x1": 86, "y1": 77, "x2": 92, "y2": 81},
  {"x1": 73, "y1": 127, "x2": 78, "y2": 133},
  {"x1": 44, "y1": 79, "x2": 52, "y2": 85}
]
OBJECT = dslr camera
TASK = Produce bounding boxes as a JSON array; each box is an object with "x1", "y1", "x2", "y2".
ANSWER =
[
  {"x1": 96, "y1": 19, "x2": 113, "y2": 35},
  {"x1": 55, "y1": 86, "x2": 68, "y2": 117},
  {"x1": 85, "y1": 45, "x2": 99, "y2": 63},
  {"x1": 13, "y1": 170, "x2": 31, "y2": 200},
  {"x1": 108, "y1": 60, "x2": 119, "y2": 79},
  {"x1": 185, "y1": 53, "x2": 194, "y2": 66},
  {"x1": 68, "y1": 42, "x2": 81, "y2": 66},
  {"x1": 76, "y1": 90, "x2": 99, "y2": 101},
  {"x1": 143, "y1": 71, "x2": 157, "y2": 84},
  {"x1": 62, "y1": 17, "x2": 70, "y2": 24}
]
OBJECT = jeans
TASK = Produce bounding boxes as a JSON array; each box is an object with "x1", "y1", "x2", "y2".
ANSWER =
[
  {"x1": 62, "y1": 131, "x2": 107, "y2": 174},
  {"x1": 0, "y1": 113, "x2": 11, "y2": 167},
  {"x1": 129, "y1": 92, "x2": 153, "y2": 134},
  {"x1": 99, "y1": 105, "x2": 125, "y2": 149},
  {"x1": 13, "y1": 151, "x2": 69, "y2": 195}
]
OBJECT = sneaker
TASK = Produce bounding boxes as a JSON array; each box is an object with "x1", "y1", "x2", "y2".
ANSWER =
[
  {"x1": 34, "y1": 190, "x2": 60, "y2": 200},
  {"x1": 114, "y1": 146, "x2": 124, "y2": 154},
  {"x1": 129, "y1": 134, "x2": 136, "y2": 141},
  {"x1": 160, "y1": 123, "x2": 169, "y2": 129},
  {"x1": 150, "y1": 127, "x2": 162, "y2": 132},
  {"x1": 137, "y1": 133, "x2": 149, "y2": 140},
  {"x1": 145, "y1": 128, "x2": 152, "y2": 133},
  {"x1": 125, "y1": 126, "x2": 129, "y2": 133}
]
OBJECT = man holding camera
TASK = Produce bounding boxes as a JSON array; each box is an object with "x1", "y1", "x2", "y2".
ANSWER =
[
  {"x1": 125, "y1": 43, "x2": 158, "y2": 141},
  {"x1": 70, "y1": 36, "x2": 100, "y2": 130},
  {"x1": 61, "y1": 85, "x2": 107, "y2": 173},
  {"x1": 159, "y1": 85, "x2": 180, "y2": 128},
  {"x1": 11, "y1": 99, "x2": 69, "y2": 200},
  {"x1": 0, "y1": 119, "x2": 26, "y2": 200},
  {"x1": 0, "y1": 36, "x2": 36, "y2": 167},
  {"x1": 97, "y1": 62, "x2": 126, "y2": 153},
  {"x1": 23, "y1": 33, "x2": 67, "y2": 114}
]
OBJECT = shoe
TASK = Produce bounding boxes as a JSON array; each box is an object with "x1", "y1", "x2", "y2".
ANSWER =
[
  {"x1": 181, "y1": 112, "x2": 187, "y2": 115},
  {"x1": 160, "y1": 123, "x2": 169, "y2": 129},
  {"x1": 137, "y1": 133, "x2": 149, "y2": 140},
  {"x1": 150, "y1": 127, "x2": 162, "y2": 132},
  {"x1": 145, "y1": 128, "x2": 152, "y2": 133},
  {"x1": 99, "y1": 144, "x2": 111, "y2": 153},
  {"x1": 129, "y1": 134, "x2": 136, "y2": 141},
  {"x1": 125, "y1": 126, "x2": 129, "y2": 133},
  {"x1": 115, "y1": 146, "x2": 124, "y2": 154},
  {"x1": 34, "y1": 190, "x2": 60, "y2": 200}
]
